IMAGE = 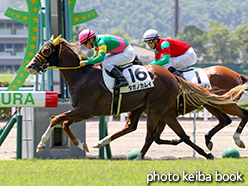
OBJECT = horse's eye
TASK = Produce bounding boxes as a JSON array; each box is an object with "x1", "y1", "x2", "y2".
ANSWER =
[{"x1": 42, "y1": 46, "x2": 52, "y2": 57}]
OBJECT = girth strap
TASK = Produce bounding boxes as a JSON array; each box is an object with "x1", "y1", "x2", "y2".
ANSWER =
[{"x1": 110, "y1": 88, "x2": 122, "y2": 116}]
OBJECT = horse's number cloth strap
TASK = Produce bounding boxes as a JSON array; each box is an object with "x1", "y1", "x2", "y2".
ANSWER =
[
  {"x1": 182, "y1": 68, "x2": 212, "y2": 89},
  {"x1": 102, "y1": 65, "x2": 154, "y2": 93}
]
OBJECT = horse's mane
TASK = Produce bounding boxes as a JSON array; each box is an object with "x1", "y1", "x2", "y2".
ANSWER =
[
  {"x1": 60, "y1": 38, "x2": 88, "y2": 60},
  {"x1": 60, "y1": 38, "x2": 78, "y2": 50}
]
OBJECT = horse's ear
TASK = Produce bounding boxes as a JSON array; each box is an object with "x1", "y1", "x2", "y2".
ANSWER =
[
  {"x1": 52, "y1": 34, "x2": 62, "y2": 46},
  {"x1": 50, "y1": 34, "x2": 54, "y2": 40}
]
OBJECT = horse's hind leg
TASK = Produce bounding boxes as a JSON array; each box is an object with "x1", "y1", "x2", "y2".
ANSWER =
[
  {"x1": 165, "y1": 116, "x2": 214, "y2": 159},
  {"x1": 217, "y1": 105, "x2": 248, "y2": 148},
  {"x1": 93, "y1": 105, "x2": 146, "y2": 148},
  {"x1": 155, "y1": 121, "x2": 183, "y2": 145},
  {"x1": 36, "y1": 107, "x2": 88, "y2": 153},
  {"x1": 204, "y1": 105, "x2": 232, "y2": 151},
  {"x1": 62, "y1": 120, "x2": 89, "y2": 152}
]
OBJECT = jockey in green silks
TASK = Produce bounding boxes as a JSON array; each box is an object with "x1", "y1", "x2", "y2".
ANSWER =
[{"x1": 78, "y1": 29, "x2": 135, "y2": 89}]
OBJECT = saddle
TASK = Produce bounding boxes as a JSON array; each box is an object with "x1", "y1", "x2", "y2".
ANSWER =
[
  {"x1": 168, "y1": 66, "x2": 212, "y2": 115},
  {"x1": 102, "y1": 58, "x2": 153, "y2": 116}
]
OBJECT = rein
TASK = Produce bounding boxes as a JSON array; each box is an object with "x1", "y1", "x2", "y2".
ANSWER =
[
  {"x1": 36, "y1": 40, "x2": 108, "y2": 91},
  {"x1": 47, "y1": 50, "x2": 88, "y2": 70},
  {"x1": 48, "y1": 66, "x2": 83, "y2": 70}
]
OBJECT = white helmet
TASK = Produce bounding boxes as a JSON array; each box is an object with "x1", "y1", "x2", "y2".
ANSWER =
[{"x1": 142, "y1": 29, "x2": 160, "y2": 41}]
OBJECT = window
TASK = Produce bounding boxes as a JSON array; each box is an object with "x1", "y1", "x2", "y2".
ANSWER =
[
  {"x1": 6, "y1": 44, "x2": 13, "y2": 56},
  {"x1": 0, "y1": 44, "x2": 4, "y2": 52},
  {"x1": 0, "y1": 22, "x2": 4, "y2": 28},
  {"x1": 14, "y1": 44, "x2": 24, "y2": 55},
  {"x1": 0, "y1": 22, "x2": 5, "y2": 34},
  {"x1": 6, "y1": 22, "x2": 12, "y2": 34},
  {"x1": 50, "y1": 115, "x2": 69, "y2": 149},
  {"x1": 14, "y1": 22, "x2": 23, "y2": 29},
  {"x1": 6, "y1": 44, "x2": 12, "y2": 49}
]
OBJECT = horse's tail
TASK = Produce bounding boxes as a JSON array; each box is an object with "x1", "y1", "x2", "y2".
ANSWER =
[
  {"x1": 176, "y1": 76, "x2": 248, "y2": 107},
  {"x1": 240, "y1": 74, "x2": 248, "y2": 84}
]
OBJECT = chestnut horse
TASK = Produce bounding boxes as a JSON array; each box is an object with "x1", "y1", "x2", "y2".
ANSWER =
[
  {"x1": 143, "y1": 66, "x2": 248, "y2": 151},
  {"x1": 26, "y1": 35, "x2": 247, "y2": 160},
  {"x1": 155, "y1": 66, "x2": 248, "y2": 150}
]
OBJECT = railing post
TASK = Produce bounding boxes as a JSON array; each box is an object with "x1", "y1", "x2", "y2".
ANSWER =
[
  {"x1": 99, "y1": 116, "x2": 112, "y2": 159},
  {"x1": 0, "y1": 116, "x2": 17, "y2": 146},
  {"x1": 16, "y1": 108, "x2": 22, "y2": 159}
]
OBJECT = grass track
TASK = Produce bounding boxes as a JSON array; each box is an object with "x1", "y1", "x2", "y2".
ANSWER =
[{"x1": 0, "y1": 158, "x2": 247, "y2": 186}]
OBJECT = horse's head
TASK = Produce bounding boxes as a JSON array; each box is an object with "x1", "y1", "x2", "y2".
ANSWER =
[{"x1": 26, "y1": 35, "x2": 62, "y2": 75}]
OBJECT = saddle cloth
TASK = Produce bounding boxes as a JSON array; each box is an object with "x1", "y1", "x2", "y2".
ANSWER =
[
  {"x1": 182, "y1": 68, "x2": 212, "y2": 89},
  {"x1": 102, "y1": 65, "x2": 154, "y2": 93}
]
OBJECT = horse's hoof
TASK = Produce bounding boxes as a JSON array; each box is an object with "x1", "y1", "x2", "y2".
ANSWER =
[
  {"x1": 206, "y1": 153, "x2": 214, "y2": 160},
  {"x1": 236, "y1": 140, "x2": 245, "y2": 148},
  {"x1": 134, "y1": 152, "x2": 143, "y2": 161},
  {"x1": 206, "y1": 141, "x2": 213, "y2": 151},
  {"x1": 36, "y1": 146, "x2": 45, "y2": 153},
  {"x1": 93, "y1": 143, "x2": 103, "y2": 148},
  {"x1": 83, "y1": 143, "x2": 89, "y2": 152}
]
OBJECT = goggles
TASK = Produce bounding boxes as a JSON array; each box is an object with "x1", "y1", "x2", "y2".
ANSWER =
[
  {"x1": 145, "y1": 40, "x2": 154, "y2": 44},
  {"x1": 82, "y1": 40, "x2": 88, "y2": 46}
]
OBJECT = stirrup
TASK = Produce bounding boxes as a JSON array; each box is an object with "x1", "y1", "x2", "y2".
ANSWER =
[{"x1": 114, "y1": 80, "x2": 128, "y2": 89}]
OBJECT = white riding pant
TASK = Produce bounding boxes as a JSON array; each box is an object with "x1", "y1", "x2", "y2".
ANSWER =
[
  {"x1": 162, "y1": 47, "x2": 197, "y2": 70},
  {"x1": 102, "y1": 45, "x2": 136, "y2": 72}
]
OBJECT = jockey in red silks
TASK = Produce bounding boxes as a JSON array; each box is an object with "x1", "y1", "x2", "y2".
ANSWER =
[
  {"x1": 142, "y1": 29, "x2": 197, "y2": 75},
  {"x1": 78, "y1": 29, "x2": 135, "y2": 89}
]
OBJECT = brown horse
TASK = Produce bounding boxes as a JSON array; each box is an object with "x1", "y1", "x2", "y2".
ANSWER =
[
  {"x1": 93, "y1": 66, "x2": 248, "y2": 156},
  {"x1": 94, "y1": 66, "x2": 248, "y2": 153},
  {"x1": 26, "y1": 35, "x2": 246, "y2": 160}
]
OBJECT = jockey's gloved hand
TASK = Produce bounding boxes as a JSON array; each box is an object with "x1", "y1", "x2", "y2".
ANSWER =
[{"x1": 80, "y1": 60, "x2": 87, "y2": 67}]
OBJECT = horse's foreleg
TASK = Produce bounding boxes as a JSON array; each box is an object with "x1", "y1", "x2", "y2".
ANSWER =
[
  {"x1": 36, "y1": 125, "x2": 55, "y2": 153},
  {"x1": 135, "y1": 112, "x2": 161, "y2": 161},
  {"x1": 93, "y1": 106, "x2": 146, "y2": 148},
  {"x1": 36, "y1": 114, "x2": 65, "y2": 153},
  {"x1": 37, "y1": 107, "x2": 88, "y2": 153}
]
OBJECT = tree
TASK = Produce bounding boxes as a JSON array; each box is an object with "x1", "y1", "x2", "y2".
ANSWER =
[
  {"x1": 107, "y1": 29, "x2": 132, "y2": 42},
  {"x1": 207, "y1": 21, "x2": 238, "y2": 63},
  {"x1": 230, "y1": 23, "x2": 248, "y2": 64},
  {"x1": 175, "y1": 25, "x2": 210, "y2": 62}
]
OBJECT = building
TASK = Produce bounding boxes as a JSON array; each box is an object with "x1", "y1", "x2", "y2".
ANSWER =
[
  {"x1": 131, "y1": 44, "x2": 154, "y2": 64},
  {"x1": 0, "y1": 11, "x2": 28, "y2": 72}
]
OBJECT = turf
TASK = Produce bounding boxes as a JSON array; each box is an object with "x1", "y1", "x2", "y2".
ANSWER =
[{"x1": 0, "y1": 158, "x2": 247, "y2": 186}]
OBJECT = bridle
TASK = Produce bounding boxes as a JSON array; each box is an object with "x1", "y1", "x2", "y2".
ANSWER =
[
  {"x1": 33, "y1": 39, "x2": 86, "y2": 72},
  {"x1": 32, "y1": 35, "x2": 107, "y2": 91},
  {"x1": 34, "y1": 40, "x2": 62, "y2": 72}
]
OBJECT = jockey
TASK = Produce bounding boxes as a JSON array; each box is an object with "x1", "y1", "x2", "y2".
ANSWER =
[
  {"x1": 78, "y1": 29, "x2": 135, "y2": 89},
  {"x1": 142, "y1": 29, "x2": 197, "y2": 76}
]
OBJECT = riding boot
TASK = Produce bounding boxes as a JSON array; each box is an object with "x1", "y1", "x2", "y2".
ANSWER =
[
  {"x1": 110, "y1": 67, "x2": 129, "y2": 89},
  {"x1": 168, "y1": 66, "x2": 184, "y2": 79}
]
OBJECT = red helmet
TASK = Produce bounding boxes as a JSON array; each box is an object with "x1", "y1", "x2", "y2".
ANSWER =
[{"x1": 78, "y1": 29, "x2": 96, "y2": 44}]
